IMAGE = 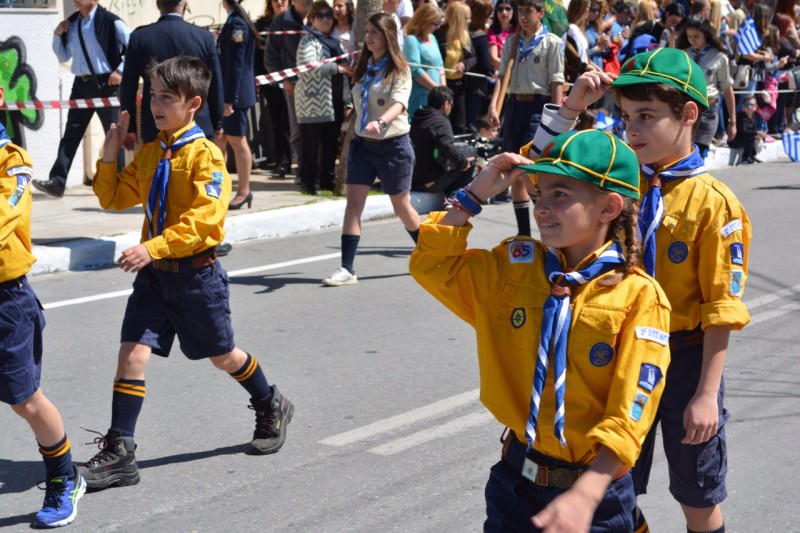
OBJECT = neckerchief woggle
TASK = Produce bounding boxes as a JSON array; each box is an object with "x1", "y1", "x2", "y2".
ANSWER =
[
  {"x1": 638, "y1": 146, "x2": 706, "y2": 277},
  {"x1": 525, "y1": 242, "x2": 626, "y2": 449},
  {"x1": 0, "y1": 122, "x2": 11, "y2": 149},
  {"x1": 360, "y1": 56, "x2": 389, "y2": 132},
  {"x1": 146, "y1": 124, "x2": 206, "y2": 240},
  {"x1": 691, "y1": 44, "x2": 711, "y2": 64},
  {"x1": 518, "y1": 26, "x2": 549, "y2": 62}
]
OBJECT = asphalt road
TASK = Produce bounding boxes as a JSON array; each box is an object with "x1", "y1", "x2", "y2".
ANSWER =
[{"x1": 1, "y1": 162, "x2": 798, "y2": 532}]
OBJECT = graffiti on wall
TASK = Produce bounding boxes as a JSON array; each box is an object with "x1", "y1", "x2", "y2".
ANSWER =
[
  {"x1": 106, "y1": 0, "x2": 146, "y2": 17},
  {"x1": 0, "y1": 36, "x2": 43, "y2": 148}
]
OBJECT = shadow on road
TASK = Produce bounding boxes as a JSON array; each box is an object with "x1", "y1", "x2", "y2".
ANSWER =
[{"x1": 137, "y1": 444, "x2": 244, "y2": 470}]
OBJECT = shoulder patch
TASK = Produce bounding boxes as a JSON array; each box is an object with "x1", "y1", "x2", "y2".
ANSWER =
[
  {"x1": 7, "y1": 165, "x2": 32, "y2": 177},
  {"x1": 635, "y1": 327, "x2": 669, "y2": 346},
  {"x1": 730, "y1": 269, "x2": 744, "y2": 296},
  {"x1": 8, "y1": 174, "x2": 31, "y2": 208},
  {"x1": 721, "y1": 219, "x2": 742, "y2": 238},
  {"x1": 205, "y1": 183, "x2": 221, "y2": 199},
  {"x1": 629, "y1": 391, "x2": 649, "y2": 422},
  {"x1": 211, "y1": 171, "x2": 224, "y2": 185},
  {"x1": 232, "y1": 28, "x2": 245, "y2": 43},
  {"x1": 508, "y1": 241, "x2": 534, "y2": 263},
  {"x1": 638, "y1": 363, "x2": 663, "y2": 392}
]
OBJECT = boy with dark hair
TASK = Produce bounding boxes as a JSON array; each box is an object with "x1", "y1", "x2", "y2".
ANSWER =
[
  {"x1": 0, "y1": 84, "x2": 85, "y2": 528},
  {"x1": 525, "y1": 48, "x2": 751, "y2": 533},
  {"x1": 81, "y1": 56, "x2": 293, "y2": 490},
  {"x1": 487, "y1": 0, "x2": 565, "y2": 237}
]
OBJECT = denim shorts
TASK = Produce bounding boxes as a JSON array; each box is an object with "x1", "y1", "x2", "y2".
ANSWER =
[
  {"x1": 0, "y1": 277, "x2": 45, "y2": 405},
  {"x1": 346, "y1": 134, "x2": 414, "y2": 195},
  {"x1": 120, "y1": 261, "x2": 235, "y2": 360},
  {"x1": 222, "y1": 107, "x2": 249, "y2": 137},
  {"x1": 632, "y1": 341, "x2": 729, "y2": 508},
  {"x1": 485, "y1": 450, "x2": 635, "y2": 532}
]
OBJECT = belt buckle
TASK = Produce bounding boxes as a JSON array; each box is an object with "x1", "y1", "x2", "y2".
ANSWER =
[{"x1": 550, "y1": 468, "x2": 576, "y2": 489}]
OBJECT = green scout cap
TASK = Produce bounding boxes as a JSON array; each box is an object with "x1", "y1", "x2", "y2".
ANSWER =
[
  {"x1": 517, "y1": 130, "x2": 640, "y2": 199},
  {"x1": 612, "y1": 48, "x2": 709, "y2": 110}
]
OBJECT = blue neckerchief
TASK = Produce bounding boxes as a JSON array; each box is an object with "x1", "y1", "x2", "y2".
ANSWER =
[
  {"x1": 691, "y1": 44, "x2": 711, "y2": 64},
  {"x1": 525, "y1": 242, "x2": 626, "y2": 449},
  {"x1": 638, "y1": 146, "x2": 706, "y2": 276},
  {"x1": 360, "y1": 56, "x2": 389, "y2": 132},
  {"x1": 0, "y1": 122, "x2": 11, "y2": 148},
  {"x1": 518, "y1": 26, "x2": 549, "y2": 62},
  {"x1": 146, "y1": 124, "x2": 206, "y2": 240}
]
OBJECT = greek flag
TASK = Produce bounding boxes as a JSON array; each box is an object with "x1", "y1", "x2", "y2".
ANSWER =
[
  {"x1": 734, "y1": 17, "x2": 762, "y2": 56},
  {"x1": 783, "y1": 131, "x2": 800, "y2": 162}
]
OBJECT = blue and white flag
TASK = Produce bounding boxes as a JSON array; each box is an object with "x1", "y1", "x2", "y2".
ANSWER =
[
  {"x1": 734, "y1": 17, "x2": 762, "y2": 56},
  {"x1": 782, "y1": 131, "x2": 800, "y2": 162}
]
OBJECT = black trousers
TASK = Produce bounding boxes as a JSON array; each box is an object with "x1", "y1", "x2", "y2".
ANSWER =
[
  {"x1": 49, "y1": 75, "x2": 119, "y2": 185},
  {"x1": 261, "y1": 84, "x2": 292, "y2": 166},
  {"x1": 299, "y1": 118, "x2": 342, "y2": 193}
]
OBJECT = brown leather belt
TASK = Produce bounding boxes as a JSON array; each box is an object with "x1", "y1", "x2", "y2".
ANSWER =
[
  {"x1": 511, "y1": 93, "x2": 547, "y2": 102},
  {"x1": 500, "y1": 429, "x2": 629, "y2": 489},
  {"x1": 669, "y1": 327, "x2": 704, "y2": 350},
  {"x1": 150, "y1": 248, "x2": 217, "y2": 274}
]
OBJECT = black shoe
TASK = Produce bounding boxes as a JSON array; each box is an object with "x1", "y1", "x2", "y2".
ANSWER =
[
  {"x1": 248, "y1": 385, "x2": 294, "y2": 455},
  {"x1": 32, "y1": 178, "x2": 65, "y2": 198},
  {"x1": 275, "y1": 162, "x2": 290, "y2": 178},
  {"x1": 229, "y1": 192, "x2": 253, "y2": 210},
  {"x1": 216, "y1": 243, "x2": 233, "y2": 256},
  {"x1": 79, "y1": 428, "x2": 140, "y2": 491}
]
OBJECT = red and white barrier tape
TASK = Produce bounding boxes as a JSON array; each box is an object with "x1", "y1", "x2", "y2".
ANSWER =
[
  {"x1": 255, "y1": 50, "x2": 357, "y2": 85},
  {"x1": 1, "y1": 97, "x2": 121, "y2": 111}
]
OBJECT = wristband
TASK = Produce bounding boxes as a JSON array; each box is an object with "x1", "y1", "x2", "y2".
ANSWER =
[
  {"x1": 560, "y1": 96, "x2": 583, "y2": 113},
  {"x1": 450, "y1": 188, "x2": 483, "y2": 217}
]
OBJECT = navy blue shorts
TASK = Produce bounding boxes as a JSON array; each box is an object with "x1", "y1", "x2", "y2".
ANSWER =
[
  {"x1": 485, "y1": 446, "x2": 635, "y2": 532},
  {"x1": 223, "y1": 107, "x2": 249, "y2": 137},
  {"x1": 120, "y1": 261, "x2": 235, "y2": 360},
  {"x1": 346, "y1": 134, "x2": 415, "y2": 196},
  {"x1": 501, "y1": 95, "x2": 547, "y2": 154},
  {"x1": 632, "y1": 338, "x2": 729, "y2": 508},
  {"x1": 0, "y1": 277, "x2": 45, "y2": 405}
]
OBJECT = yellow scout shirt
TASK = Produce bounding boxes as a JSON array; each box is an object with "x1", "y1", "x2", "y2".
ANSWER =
[
  {"x1": 643, "y1": 172, "x2": 751, "y2": 332},
  {"x1": 0, "y1": 142, "x2": 35, "y2": 283},
  {"x1": 94, "y1": 122, "x2": 231, "y2": 260},
  {"x1": 410, "y1": 213, "x2": 671, "y2": 467}
]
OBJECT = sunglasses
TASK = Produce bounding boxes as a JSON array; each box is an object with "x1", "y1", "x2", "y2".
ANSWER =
[
  {"x1": 496, "y1": 5, "x2": 513, "y2": 11},
  {"x1": 315, "y1": 11, "x2": 333, "y2": 18},
  {"x1": 744, "y1": 103, "x2": 757, "y2": 108}
]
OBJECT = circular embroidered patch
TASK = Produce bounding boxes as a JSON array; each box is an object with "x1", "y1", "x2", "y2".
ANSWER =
[
  {"x1": 511, "y1": 308, "x2": 526, "y2": 329},
  {"x1": 377, "y1": 98, "x2": 386, "y2": 106},
  {"x1": 668, "y1": 241, "x2": 689, "y2": 264},
  {"x1": 589, "y1": 342, "x2": 614, "y2": 367}
]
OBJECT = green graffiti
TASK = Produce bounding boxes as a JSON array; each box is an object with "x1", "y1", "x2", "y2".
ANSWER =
[{"x1": 0, "y1": 36, "x2": 43, "y2": 147}]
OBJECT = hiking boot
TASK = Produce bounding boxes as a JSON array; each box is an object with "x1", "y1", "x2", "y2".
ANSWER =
[
  {"x1": 249, "y1": 385, "x2": 294, "y2": 455},
  {"x1": 79, "y1": 428, "x2": 140, "y2": 490},
  {"x1": 33, "y1": 465, "x2": 86, "y2": 529},
  {"x1": 322, "y1": 267, "x2": 357, "y2": 287}
]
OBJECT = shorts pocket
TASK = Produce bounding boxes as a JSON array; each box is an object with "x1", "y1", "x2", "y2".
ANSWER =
[{"x1": 696, "y1": 432, "x2": 727, "y2": 487}]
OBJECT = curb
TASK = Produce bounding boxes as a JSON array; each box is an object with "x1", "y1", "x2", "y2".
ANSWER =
[{"x1": 30, "y1": 195, "x2": 395, "y2": 276}]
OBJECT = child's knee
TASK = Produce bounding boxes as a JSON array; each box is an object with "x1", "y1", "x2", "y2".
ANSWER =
[
  {"x1": 209, "y1": 348, "x2": 246, "y2": 372},
  {"x1": 10, "y1": 389, "x2": 42, "y2": 419}
]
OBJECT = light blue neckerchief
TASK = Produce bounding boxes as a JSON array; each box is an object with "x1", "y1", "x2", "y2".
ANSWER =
[
  {"x1": 638, "y1": 146, "x2": 706, "y2": 277},
  {"x1": 360, "y1": 56, "x2": 389, "y2": 132},
  {"x1": 526, "y1": 242, "x2": 626, "y2": 449},
  {"x1": 146, "y1": 124, "x2": 206, "y2": 239},
  {"x1": 518, "y1": 26, "x2": 549, "y2": 62},
  {"x1": 691, "y1": 44, "x2": 712, "y2": 64},
  {"x1": 0, "y1": 123, "x2": 11, "y2": 148}
]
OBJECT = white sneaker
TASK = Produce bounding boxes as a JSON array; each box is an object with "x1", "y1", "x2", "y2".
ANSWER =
[{"x1": 323, "y1": 267, "x2": 358, "y2": 286}]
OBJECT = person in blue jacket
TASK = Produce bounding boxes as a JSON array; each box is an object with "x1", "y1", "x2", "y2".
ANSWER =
[{"x1": 219, "y1": 0, "x2": 258, "y2": 210}]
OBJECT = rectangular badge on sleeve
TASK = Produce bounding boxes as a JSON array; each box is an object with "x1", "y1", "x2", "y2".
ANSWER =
[
  {"x1": 730, "y1": 269, "x2": 744, "y2": 296},
  {"x1": 211, "y1": 171, "x2": 224, "y2": 185},
  {"x1": 730, "y1": 243, "x2": 744, "y2": 265},
  {"x1": 629, "y1": 391, "x2": 649, "y2": 422},
  {"x1": 205, "y1": 184, "x2": 221, "y2": 199},
  {"x1": 638, "y1": 363, "x2": 663, "y2": 392},
  {"x1": 8, "y1": 175, "x2": 30, "y2": 208},
  {"x1": 721, "y1": 219, "x2": 742, "y2": 238},
  {"x1": 508, "y1": 241, "x2": 534, "y2": 264},
  {"x1": 635, "y1": 327, "x2": 669, "y2": 346}
]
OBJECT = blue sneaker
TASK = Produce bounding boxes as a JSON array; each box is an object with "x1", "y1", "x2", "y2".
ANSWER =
[{"x1": 34, "y1": 467, "x2": 86, "y2": 528}]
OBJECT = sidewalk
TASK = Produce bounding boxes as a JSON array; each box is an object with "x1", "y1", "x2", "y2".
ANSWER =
[
  {"x1": 29, "y1": 167, "x2": 395, "y2": 276},
  {"x1": 27, "y1": 142, "x2": 789, "y2": 276}
]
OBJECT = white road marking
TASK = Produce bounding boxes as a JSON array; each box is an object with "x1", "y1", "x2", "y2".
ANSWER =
[
  {"x1": 745, "y1": 284, "x2": 800, "y2": 311},
  {"x1": 42, "y1": 253, "x2": 340, "y2": 310},
  {"x1": 368, "y1": 411, "x2": 495, "y2": 456},
  {"x1": 748, "y1": 302, "x2": 800, "y2": 326},
  {"x1": 319, "y1": 389, "x2": 481, "y2": 447}
]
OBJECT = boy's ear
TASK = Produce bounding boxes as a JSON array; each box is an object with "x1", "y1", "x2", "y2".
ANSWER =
[
  {"x1": 189, "y1": 95, "x2": 203, "y2": 114},
  {"x1": 681, "y1": 100, "x2": 700, "y2": 127},
  {"x1": 599, "y1": 192, "x2": 624, "y2": 223}
]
